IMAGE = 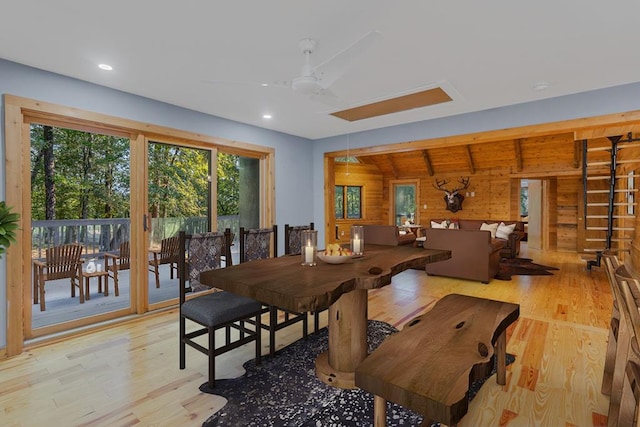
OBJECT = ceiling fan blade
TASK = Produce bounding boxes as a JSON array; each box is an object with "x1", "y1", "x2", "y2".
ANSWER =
[
  {"x1": 309, "y1": 88, "x2": 346, "y2": 108},
  {"x1": 313, "y1": 30, "x2": 383, "y2": 89},
  {"x1": 202, "y1": 79, "x2": 291, "y2": 90}
]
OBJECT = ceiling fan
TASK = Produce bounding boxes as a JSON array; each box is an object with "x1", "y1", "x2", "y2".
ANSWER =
[{"x1": 207, "y1": 30, "x2": 382, "y2": 106}]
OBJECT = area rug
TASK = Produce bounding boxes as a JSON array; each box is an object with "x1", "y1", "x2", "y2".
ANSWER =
[
  {"x1": 495, "y1": 257, "x2": 559, "y2": 281},
  {"x1": 201, "y1": 319, "x2": 515, "y2": 426}
]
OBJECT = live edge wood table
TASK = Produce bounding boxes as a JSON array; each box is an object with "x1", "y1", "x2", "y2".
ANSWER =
[
  {"x1": 355, "y1": 293, "x2": 520, "y2": 427},
  {"x1": 199, "y1": 244, "x2": 450, "y2": 389}
]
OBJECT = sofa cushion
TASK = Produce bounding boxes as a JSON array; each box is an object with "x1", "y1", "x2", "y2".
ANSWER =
[
  {"x1": 480, "y1": 222, "x2": 499, "y2": 239},
  {"x1": 496, "y1": 222, "x2": 516, "y2": 240},
  {"x1": 430, "y1": 220, "x2": 448, "y2": 229}
]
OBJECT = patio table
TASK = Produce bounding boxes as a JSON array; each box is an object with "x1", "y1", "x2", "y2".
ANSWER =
[{"x1": 199, "y1": 243, "x2": 450, "y2": 388}]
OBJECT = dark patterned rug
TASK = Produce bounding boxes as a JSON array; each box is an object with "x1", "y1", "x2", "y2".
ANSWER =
[
  {"x1": 201, "y1": 320, "x2": 515, "y2": 426},
  {"x1": 495, "y1": 257, "x2": 559, "y2": 281}
]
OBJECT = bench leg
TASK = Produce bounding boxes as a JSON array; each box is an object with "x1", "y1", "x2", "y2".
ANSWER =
[
  {"x1": 496, "y1": 329, "x2": 507, "y2": 385},
  {"x1": 374, "y1": 395, "x2": 387, "y2": 427}
]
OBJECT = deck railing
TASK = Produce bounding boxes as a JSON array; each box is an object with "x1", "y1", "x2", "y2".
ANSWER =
[{"x1": 32, "y1": 215, "x2": 240, "y2": 259}]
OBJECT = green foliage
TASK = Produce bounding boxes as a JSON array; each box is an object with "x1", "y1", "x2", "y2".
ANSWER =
[
  {"x1": 0, "y1": 202, "x2": 20, "y2": 259},
  {"x1": 217, "y1": 153, "x2": 239, "y2": 216}
]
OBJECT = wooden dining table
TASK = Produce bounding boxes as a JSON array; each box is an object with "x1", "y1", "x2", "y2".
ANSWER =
[{"x1": 199, "y1": 244, "x2": 451, "y2": 388}]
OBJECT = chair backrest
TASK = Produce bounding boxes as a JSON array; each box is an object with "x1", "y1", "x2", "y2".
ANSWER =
[
  {"x1": 159, "y1": 236, "x2": 181, "y2": 263},
  {"x1": 119, "y1": 241, "x2": 131, "y2": 266},
  {"x1": 178, "y1": 229, "x2": 232, "y2": 299},
  {"x1": 284, "y1": 223, "x2": 314, "y2": 255},
  {"x1": 239, "y1": 225, "x2": 277, "y2": 263},
  {"x1": 45, "y1": 244, "x2": 83, "y2": 280}
]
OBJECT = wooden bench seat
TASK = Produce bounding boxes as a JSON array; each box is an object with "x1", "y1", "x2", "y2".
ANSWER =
[{"x1": 355, "y1": 293, "x2": 520, "y2": 426}]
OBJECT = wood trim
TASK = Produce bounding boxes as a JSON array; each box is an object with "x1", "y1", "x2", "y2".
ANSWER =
[
  {"x1": 326, "y1": 109, "x2": 640, "y2": 157},
  {"x1": 324, "y1": 156, "x2": 336, "y2": 245}
]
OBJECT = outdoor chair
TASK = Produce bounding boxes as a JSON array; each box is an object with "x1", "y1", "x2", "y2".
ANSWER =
[
  {"x1": 240, "y1": 226, "x2": 309, "y2": 357},
  {"x1": 32, "y1": 243, "x2": 84, "y2": 311},
  {"x1": 148, "y1": 235, "x2": 180, "y2": 288},
  {"x1": 178, "y1": 230, "x2": 262, "y2": 389},
  {"x1": 104, "y1": 240, "x2": 130, "y2": 297},
  {"x1": 284, "y1": 222, "x2": 325, "y2": 333}
]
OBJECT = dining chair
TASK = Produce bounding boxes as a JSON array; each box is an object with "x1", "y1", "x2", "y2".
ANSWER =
[
  {"x1": 104, "y1": 240, "x2": 130, "y2": 297},
  {"x1": 614, "y1": 277, "x2": 640, "y2": 426},
  {"x1": 32, "y1": 243, "x2": 84, "y2": 311},
  {"x1": 284, "y1": 222, "x2": 326, "y2": 333},
  {"x1": 240, "y1": 225, "x2": 309, "y2": 357},
  {"x1": 148, "y1": 235, "x2": 180, "y2": 288},
  {"x1": 179, "y1": 230, "x2": 263, "y2": 389},
  {"x1": 602, "y1": 254, "x2": 621, "y2": 395}
]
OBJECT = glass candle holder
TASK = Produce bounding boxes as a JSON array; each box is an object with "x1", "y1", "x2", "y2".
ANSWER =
[
  {"x1": 350, "y1": 225, "x2": 364, "y2": 256},
  {"x1": 301, "y1": 229, "x2": 317, "y2": 266}
]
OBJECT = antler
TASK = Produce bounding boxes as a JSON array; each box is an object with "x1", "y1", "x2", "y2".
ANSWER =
[
  {"x1": 432, "y1": 178, "x2": 450, "y2": 192},
  {"x1": 451, "y1": 177, "x2": 470, "y2": 193}
]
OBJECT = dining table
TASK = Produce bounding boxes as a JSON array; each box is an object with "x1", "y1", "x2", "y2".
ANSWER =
[{"x1": 199, "y1": 243, "x2": 451, "y2": 389}]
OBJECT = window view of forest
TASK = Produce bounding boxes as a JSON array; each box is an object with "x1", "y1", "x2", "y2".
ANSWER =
[{"x1": 30, "y1": 124, "x2": 243, "y2": 253}]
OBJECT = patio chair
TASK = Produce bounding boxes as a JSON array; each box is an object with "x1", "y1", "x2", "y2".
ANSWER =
[
  {"x1": 33, "y1": 243, "x2": 84, "y2": 311},
  {"x1": 148, "y1": 235, "x2": 180, "y2": 288},
  {"x1": 240, "y1": 226, "x2": 309, "y2": 357},
  {"x1": 104, "y1": 240, "x2": 130, "y2": 297},
  {"x1": 284, "y1": 222, "x2": 325, "y2": 333},
  {"x1": 179, "y1": 230, "x2": 262, "y2": 389}
]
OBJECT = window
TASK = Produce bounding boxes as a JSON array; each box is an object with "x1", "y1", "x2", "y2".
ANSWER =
[
  {"x1": 520, "y1": 179, "x2": 529, "y2": 217},
  {"x1": 335, "y1": 185, "x2": 362, "y2": 219},
  {"x1": 393, "y1": 184, "x2": 416, "y2": 225}
]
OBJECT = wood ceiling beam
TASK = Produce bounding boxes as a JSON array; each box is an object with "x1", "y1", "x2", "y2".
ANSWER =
[
  {"x1": 464, "y1": 145, "x2": 475, "y2": 175},
  {"x1": 514, "y1": 139, "x2": 523, "y2": 172},
  {"x1": 387, "y1": 155, "x2": 399, "y2": 179},
  {"x1": 573, "y1": 140, "x2": 582, "y2": 169},
  {"x1": 421, "y1": 150, "x2": 434, "y2": 176}
]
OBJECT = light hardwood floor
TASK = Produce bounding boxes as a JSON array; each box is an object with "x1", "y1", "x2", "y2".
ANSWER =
[{"x1": 0, "y1": 245, "x2": 612, "y2": 426}]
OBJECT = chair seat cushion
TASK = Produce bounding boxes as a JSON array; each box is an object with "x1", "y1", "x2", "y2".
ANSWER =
[{"x1": 182, "y1": 291, "x2": 263, "y2": 327}]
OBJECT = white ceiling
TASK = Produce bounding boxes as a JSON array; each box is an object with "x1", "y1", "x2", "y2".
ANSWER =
[{"x1": 2, "y1": 1, "x2": 640, "y2": 140}]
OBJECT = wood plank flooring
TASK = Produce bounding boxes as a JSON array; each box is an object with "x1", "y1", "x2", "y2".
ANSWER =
[{"x1": 0, "y1": 244, "x2": 612, "y2": 426}]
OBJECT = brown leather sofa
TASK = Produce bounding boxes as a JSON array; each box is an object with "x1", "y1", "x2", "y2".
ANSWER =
[
  {"x1": 430, "y1": 218, "x2": 526, "y2": 258},
  {"x1": 422, "y1": 228, "x2": 503, "y2": 283},
  {"x1": 362, "y1": 224, "x2": 416, "y2": 246}
]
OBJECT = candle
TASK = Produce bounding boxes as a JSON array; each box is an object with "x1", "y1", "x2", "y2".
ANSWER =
[
  {"x1": 352, "y1": 238, "x2": 361, "y2": 254},
  {"x1": 304, "y1": 246, "x2": 314, "y2": 264}
]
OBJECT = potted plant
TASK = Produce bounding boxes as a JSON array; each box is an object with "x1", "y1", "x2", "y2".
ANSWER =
[{"x1": 0, "y1": 201, "x2": 19, "y2": 260}]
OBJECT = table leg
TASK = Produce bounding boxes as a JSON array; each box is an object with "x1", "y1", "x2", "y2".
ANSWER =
[
  {"x1": 495, "y1": 329, "x2": 506, "y2": 385},
  {"x1": 315, "y1": 289, "x2": 368, "y2": 389},
  {"x1": 84, "y1": 276, "x2": 90, "y2": 301}
]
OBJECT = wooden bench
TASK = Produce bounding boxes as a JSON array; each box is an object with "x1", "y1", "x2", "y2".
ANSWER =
[{"x1": 355, "y1": 293, "x2": 520, "y2": 426}]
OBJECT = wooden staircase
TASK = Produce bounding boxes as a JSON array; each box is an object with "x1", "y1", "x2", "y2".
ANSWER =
[{"x1": 583, "y1": 134, "x2": 639, "y2": 269}]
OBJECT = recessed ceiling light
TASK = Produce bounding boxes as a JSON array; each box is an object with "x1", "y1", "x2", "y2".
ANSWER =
[
  {"x1": 262, "y1": 114, "x2": 272, "y2": 119},
  {"x1": 260, "y1": 83, "x2": 269, "y2": 87},
  {"x1": 98, "y1": 63, "x2": 113, "y2": 71},
  {"x1": 533, "y1": 82, "x2": 550, "y2": 91}
]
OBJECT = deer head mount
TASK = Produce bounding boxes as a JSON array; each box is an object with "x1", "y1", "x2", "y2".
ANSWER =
[{"x1": 433, "y1": 177, "x2": 470, "y2": 213}]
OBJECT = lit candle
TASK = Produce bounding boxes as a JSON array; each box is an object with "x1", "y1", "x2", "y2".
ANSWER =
[
  {"x1": 352, "y1": 238, "x2": 361, "y2": 254},
  {"x1": 304, "y1": 245, "x2": 314, "y2": 264}
]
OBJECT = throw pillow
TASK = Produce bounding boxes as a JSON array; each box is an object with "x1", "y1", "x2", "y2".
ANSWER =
[
  {"x1": 480, "y1": 222, "x2": 499, "y2": 239},
  {"x1": 430, "y1": 220, "x2": 447, "y2": 229},
  {"x1": 496, "y1": 222, "x2": 516, "y2": 240}
]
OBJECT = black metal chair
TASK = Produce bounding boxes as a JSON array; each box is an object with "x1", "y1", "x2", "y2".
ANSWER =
[
  {"x1": 284, "y1": 222, "x2": 326, "y2": 333},
  {"x1": 178, "y1": 230, "x2": 263, "y2": 389},
  {"x1": 239, "y1": 225, "x2": 309, "y2": 356}
]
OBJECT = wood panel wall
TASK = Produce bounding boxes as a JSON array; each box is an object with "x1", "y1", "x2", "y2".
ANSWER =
[
  {"x1": 616, "y1": 138, "x2": 640, "y2": 273},
  {"x1": 333, "y1": 162, "x2": 384, "y2": 244}
]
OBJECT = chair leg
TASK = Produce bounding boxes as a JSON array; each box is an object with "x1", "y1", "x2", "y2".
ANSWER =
[
  {"x1": 153, "y1": 263, "x2": 160, "y2": 288},
  {"x1": 302, "y1": 312, "x2": 309, "y2": 339},
  {"x1": 179, "y1": 316, "x2": 186, "y2": 370},
  {"x1": 33, "y1": 265, "x2": 39, "y2": 305},
  {"x1": 269, "y1": 306, "x2": 277, "y2": 357},
  {"x1": 39, "y1": 276, "x2": 46, "y2": 311},
  {"x1": 208, "y1": 325, "x2": 216, "y2": 389},
  {"x1": 113, "y1": 269, "x2": 120, "y2": 296},
  {"x1": 314, "y1": 311, "x2": 320, "y2": 333},
  {"x1": 255, "y1": 313, "x2": 262, "y2": 365}
]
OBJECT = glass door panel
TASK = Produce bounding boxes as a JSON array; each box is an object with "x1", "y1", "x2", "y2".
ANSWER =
[
  {"x1": 147, "y1": 141, "x2": 211, "y2": 305},
  {"x1": 217, "y1": 152, "x2": 260, "y2": 264},
  {"x1": 30, "y1": 124, "x2": 131, "y2": 331}
]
